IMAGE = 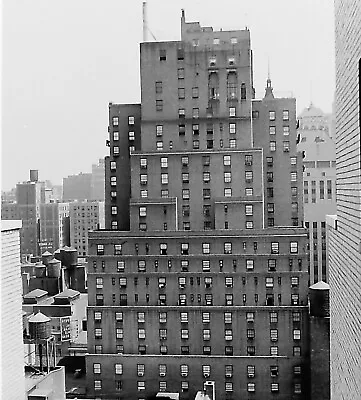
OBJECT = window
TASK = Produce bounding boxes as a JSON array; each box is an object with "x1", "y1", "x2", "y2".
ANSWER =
[
  {"x1": 245, "y1": 188, "x2": 253, "y2": 196},
  {"x1": 205, "y1": 294, "x2": 213, "y2": 305},
  {"x1": 95, "y1": 328, "x2": 102, "y2": 339},
  {"x1": 290, "y1": 241, "x2": 298, "y2": 254},
  {"x1": 178, "y1": 87, "x2": 185, "y2": 99},
  {"x1": 245, "y1": 171, "x2": 253, "y2": 182},
  {"x1": 270, "y1": 329, "x2": 278, "y2": 341},
  {"x1": 293, "y1": 346, "x2": 301, "y2": 356},
  {"x1": 245, "y1": 154, "x2": 253, "y2": 166},
  {"x1": 283, "y1": 126, "x2": 290, "y2": 135},
  {"x1": 270, "y1": 312, "x2": 278, "y2": 323},
  {"x1": 180, "y1": 365, "x2": 189, "y2": 377},
  {"x1": 271, "y1": 383, "x2": 279, "y2": 392},
  {"x1": 137, "y1": 312, "x2": 145, "y2": 323},
  {"x1": 94, "y1": 380, "x2": 102, "y2": 391},
  {"x1": 95, "y1": 345, "x2": 102, "y2": 354},
  {"x1": 283, "y1": 141, "x2": 290, "y2": 152},
  {"x1": 224, "y1": 188, "x2": 232, "y2": 197},
  {"x1": 96, "y1": 244, "x2": 104, "y2": 255},
  {"x1": 128, "y1": 131, "x2": 135, "y2": 141},
  {"x1": 138, "y1": 206, "x2": 147, "y2": 218},
  {"x1": 96, "y1": 277, "x2": 103, "y2": 289},
  {"x1": 192, "y1": 124, "x2": 199, "y2": 135},
  {"x1": 181, "y1": 346, "x2": 189, "y2": 354},
  {"x1": 225, "y1": 294, "x2": 233, "y2": 306},
  {"x1": 291, "y1": 172, "x2": 297, "y2": 181},
  {"x1": 247, "y1": 382, "x2": 255, "y2": 392},
  {"x1": 182, "y1": 173, "x2": 189, "y2": 183},
  {"x1": 269, "y1": 126, "x2": 276, "y2": 135},
  {"x1": 294, "y1": 383, "x2": 302, "y2": 394},
  {"x1": 93, "y1": 363, "x2": 101, "y2": 374},
  {"x1": 292, "y1": 312, "x2": 301, "y2": 322},
  {"x1": 224, "y1": 172, "x2": 232, "y2": 183},
  {"x1": 140, "y1": 174, "x2": 148, "y2": 185},
  {"x1": 159, "y1": 312, "x2": 167, "y2": 323},
  {"x1": 161, "y1": 173, "x2": 168, "y2": 185},
  {"x1": 283, "y1": 110, "x2": 289, "y2": 120},
  {"x1": 269, "y1": 111, "x2": 276, "y2": 121},
  {"x1": 179, "y1": 294, "x2": 187, "y2": 305},
  {"x1": 182, "y1": 156, "x2": 189, "y2": 166},
  {"x1": 182, "y1": 205, "x2": 190, "y2": 217},
  {"x1": 159, "y1": 49, "x2": 166, "y2": 61},
  {"x1": 114, "y1": 363, "x2": 123, "y2": 375},
  {"x1": 270, "y1": 141, "x2": 276, "y2": 152},
  {"x1": 138, "y1": 381, "x2": 145, "y2": 391},
  {"x1": 266, "y1": 277, "x2": 274, "y2": 288},
  {"x1": 193, "y1": 139, "x2": 200, "y2": 149},
  {"x1": 181, "y1": 329, "x2": 189, "y2": 339},
  {"x1": 192, "y1": 107, "x2": 199, "y2": 118},
  {"x1": 224, "y1": 312, "x2": 232, "y2": 324},
  {"x1": 293, "y1": 365, "x2": 302, "y2": 375},
  {"x1": 112, "y1": 116, "x2": 119, "y2": 126},
  {"x1": 161, "y1": 189, "x2": 169, "y2": 198},
  {"x1": 192, "y1": 87, "x2": 199, "y2": 98},
  {"x1": 110, "y1": 176, "x2": 117, "y2": 186},
  {"x1": 225, "y1": 277, "x2": 233, "y2": 288},
  {"x1": 159, "y1": 364, "x2": 167, "y2": 377},
  {"x1": 229, "y1": 123, "x2": 236, "y2": 134},
  {"x1": 178, "y1": 277, "x2": 186, "y2": 289},
  {"x1": 291, "y1": 277, "x2": 299, "y2": 287},
  {"x1": 203, "y1": 172, "x2": 210, "y2": 183},
  {"x1": 245, "y1": 204, "x2": 253, "y2": 216},
  {"x1": 202, "y1": 243, "x2": 210, "y2": 254},
  {"x1": 182, "y1": 189, "x2": 190, "y2": 200},
  {"x1": 225, "y1": 382, "x2": 233, "y2": 392},
  {"x1": 293, "y1": 329, "x2": 301, "y2": 340},
  {"x1": 156, "y1": 100, "x2": 163, "y2": 111},
  {"x1": 247, "y1": 329, "x2": 255, "y2": 340},
  {"x1": 271, "y1": 242, "x2": 279, "y2": 254},
  {"x1": 158, "y1": 277, "x2": 166, "y2": 288},
  {"x1": 113, "y1": 131, "x2": 119, "y2": 141},
  {"x1": 159, "y1": 329, "x2": 167, "y2": 340},
  {"x1": 203, "y1": 155, "x2": 210, "y2": 166},
  {"x1": 178, "y1": 108, "x2": 185, "y2": 118},
  {"x1": 202, "y1": 260, "x2": 210, "y2": 272},
  {"x1": 160, "y1": 345, "x2": 167, "y2": 354},
  {"x1": 202, "y1": 312, "x2": 210, "y2": 323},
  {"x1": 159, "y1": 243, "x2": 167, "y2": 255},
  {"x1": 229, "y1": 107, "x2": 236, "y2": 117},
  {"x1": 180, "y1": 312, "x2": 188, "y2": 323},
  {"x1": 270, "y1": 346, "x2": 278, "y2": 356}
]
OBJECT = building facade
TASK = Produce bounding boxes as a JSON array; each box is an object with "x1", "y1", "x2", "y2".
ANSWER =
[
  {"x1": 1, "y1": 220, "x2": 25, "y2": 400},
  {"x1": 327, "y1": 1, "x2": 361, "y2": 399},
  {"x1": 297, "y1": 104, "x2": 336, "y2": 284},
  {"x1": 69, "y1": 201, "x2": 105, "y2": 256},
  {"x1": 86, "y1": 11, "x2": 309, "y2": 400}
]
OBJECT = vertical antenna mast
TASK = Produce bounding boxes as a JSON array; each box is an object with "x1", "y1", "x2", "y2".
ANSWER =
[{"x1": 143, "y1": 1, "x2": 147, "y2": 42}]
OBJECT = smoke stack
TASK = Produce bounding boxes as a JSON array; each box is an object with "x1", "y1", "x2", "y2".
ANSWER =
[{"x1": 30, "y1": 170, "x2": 39, "y2": 182}]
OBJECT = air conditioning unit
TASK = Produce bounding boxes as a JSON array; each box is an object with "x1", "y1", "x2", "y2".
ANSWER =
[
  {"x1": 179, "y1": 284, "x2": 185, "y2": 289},
  {"x1": 159, "y1": 283, "x2": 165, "y2": 289},
  {"x1": 159, "y1": 372, "x2": 166, "y2": 377},
  {"x1": 138, "y1": 372, "x2": 144, "y2": 377},
  {"x1": 181, "y1": 372, "x2": 188, "y2": 377},
  {"x1": 203, "y1": 373, "x2": 210, "y2": 378},
  {"x1": 205, "y1": 283, "x2": 211, "y2": 289},
  {"x1": 225, "y1": 373, "x2": 232, "y2": 378}
]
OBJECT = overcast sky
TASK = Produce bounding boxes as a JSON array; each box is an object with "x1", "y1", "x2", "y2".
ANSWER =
[{"x1": 2, "y1": 0, "x2": 335, "y2": 190}]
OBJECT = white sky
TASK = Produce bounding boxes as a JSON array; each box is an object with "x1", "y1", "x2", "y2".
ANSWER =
[{"x1": 2, "y1": 0, "x2": 335, "y2": 190}]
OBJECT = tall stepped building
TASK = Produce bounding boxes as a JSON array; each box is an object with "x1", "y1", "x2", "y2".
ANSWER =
[{"x1": 87, "y1": 11, "x2": 310, "y2": 400}]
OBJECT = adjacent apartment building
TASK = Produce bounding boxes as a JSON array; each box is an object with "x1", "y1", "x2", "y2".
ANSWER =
[
  {"x1": 1, "y1": 220, "x2": 25, "y2": 400},
  {"x1": 327, "y1": 1, "x2": 361, "y2": 399},
  {"x1": 86, "y1": 11, "x2": 310, "y2": 400},
  {"x1": 297, "y1": 104, "x2": 336, "y2": 284}
]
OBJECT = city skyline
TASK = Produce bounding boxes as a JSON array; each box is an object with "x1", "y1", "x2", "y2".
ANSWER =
[{"x1": 2, "y1": 0, "x2": 335, "y2": 190}]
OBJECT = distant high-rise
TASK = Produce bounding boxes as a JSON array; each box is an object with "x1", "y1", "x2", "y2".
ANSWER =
[
  {"x1": 69, "y1": 201, "x2": 105, "y2": 256},
  {"x1": 91, "y1": 158, "x2": 105, "y2": 202},
  {"x1": 86, "y1": 11, "x2": 310, "y2": 400},
  {"x1": 1, "y1": 220, "x2": 25, "y2": 399},
  {"x1": 297, "y1": 104, "x2": 336, "y2": 284},
  {"x1": 327, "y1": 1, "x2": 361, "y2": 399},
  {"x1": 63, "y1": 172, "x2": 92, "y2": 202}
]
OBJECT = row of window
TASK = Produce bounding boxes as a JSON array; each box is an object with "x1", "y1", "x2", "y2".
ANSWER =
[
  {"x1": 94, "y1": 311, "x2": 300, "y2": 324},
  {"x1": 96, "y1": 275, "x2": 299, "y2": 289},
  {"x1": 93, "y1": 362, "x2": 301, "y2": 379},
  {"x1": 95, "y1": 292, "x2": 301, "y2": 307},
  {"x1": 95, "y1": 326, "x2": 301, "y2": 342},
  {"x1": 94, "y1": 257, "x2": 303, "y2": 273},
  {"x1": 112, "y1": 115, "x2": 135, "y2": 126},
  {"x1": 93, "y1": 343, "x2": 303, "y2": 357},
  {"x1": 94, "y1": 378, "x2": 301, "y2": 395},
  {"x1": 96, "y1": 241, "x2": 299, "y2": 256}
]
